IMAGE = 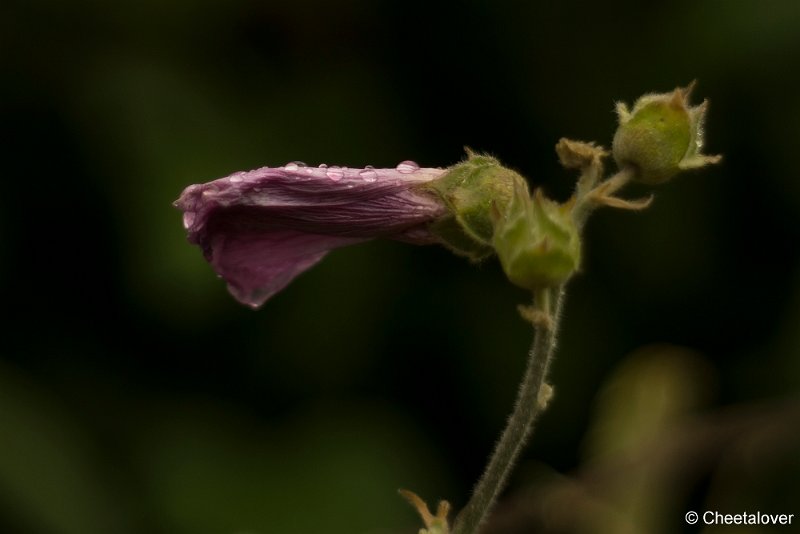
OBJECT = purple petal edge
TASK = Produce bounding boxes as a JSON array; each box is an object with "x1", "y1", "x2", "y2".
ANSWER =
[
  {"x1": 175, "y1": 162, "x2": 447, "y2": 307},
  {"x1": 209, "y1": 229, "x2": 364, "y2": 308}
]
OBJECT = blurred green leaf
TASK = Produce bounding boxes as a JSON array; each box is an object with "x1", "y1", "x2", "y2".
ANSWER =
[
  {"x1": 0, "y1": 362, "x2": 132, "y2": 534},
  {"x1": 130, "y1": 398, "x2": 452, "y2": 534}
]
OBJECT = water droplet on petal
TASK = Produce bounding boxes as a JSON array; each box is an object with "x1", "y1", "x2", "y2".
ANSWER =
[
  {"x1": 396, "y1": 160, "x2": 420, "y2": 173},
  {"x1": 326, "y1": 166, "x2": 344, "y2": 181},
  {"x1": 182, "y1": 212, "x2": 196, "y2": 229},
  {"x1": 284, "y1": 162, "x2": 299, "y2": 171},
  {"x1": 318, "y1": 163, "x2": 328, "y2": 169},
  {"x1": 359, "y1": 167, "x2": 378, "y2": 182},
  {"x1": 293, "y1": 161, "x2": 307, "y2": 167}
]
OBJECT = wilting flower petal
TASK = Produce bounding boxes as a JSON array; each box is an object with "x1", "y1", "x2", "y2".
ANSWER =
[{"x1": 175, "y1": 163, "x2": 448, "y2": 307}]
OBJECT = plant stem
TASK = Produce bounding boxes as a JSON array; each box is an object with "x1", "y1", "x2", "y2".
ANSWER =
[
  {"x1": 573, "y1": 167, "x2": 635, "y2": 229},
  {"x1": 452, "y1": 285, "x2": 565, "y2": 534}
]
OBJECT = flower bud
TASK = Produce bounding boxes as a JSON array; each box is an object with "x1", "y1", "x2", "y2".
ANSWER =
[
  {"x1": 424, "y1": 152, "x2": 524, "y2": 260},
  {"x1": 492, "y1": 182, "x2": 581, "y2": 290},
  {"x1": 612, "y1": 84, "x2": 721, "y2": 184}
]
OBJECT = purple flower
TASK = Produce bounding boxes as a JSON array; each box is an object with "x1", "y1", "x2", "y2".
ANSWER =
[{"x1": 175, "y1": 161, "x2": 448, "y2": 308}]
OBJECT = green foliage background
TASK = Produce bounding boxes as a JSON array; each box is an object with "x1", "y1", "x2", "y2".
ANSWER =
[{"x1": 1, "y1": 1, "x2": 799, "y2": 533}]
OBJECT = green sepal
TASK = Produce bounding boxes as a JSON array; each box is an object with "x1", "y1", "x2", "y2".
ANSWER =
[
  {"x1": 492, "y1": 181, "x2": 581, "y2": 290},
  {"x1": 423, "y1": 152, "x2": 524, "y2": 259},
  {"x1": 612, "y1": 84, "x2": 721, "y2": 184},
  {"x1": 428, "y1": 215, "x2": 494, "y2": 261}
]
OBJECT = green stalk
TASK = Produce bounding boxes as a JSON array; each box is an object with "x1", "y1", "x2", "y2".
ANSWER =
[{"x1": 452, "y1": 286, "x2": 564, "y2": 534}]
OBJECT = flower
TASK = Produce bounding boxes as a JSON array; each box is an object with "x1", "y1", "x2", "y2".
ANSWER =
[
  {"x1": 174, "y1": 161, "x2": 448, "y2": 308},
  {"x1": 612, "y1": 83, "x2": 722, "y2": 184},
  {"x1": 492, "y1": 181, "x2": 581, "y2": 291},
  {"x1": 423, "y1": 153, "x2": 526, "y2": 261}
]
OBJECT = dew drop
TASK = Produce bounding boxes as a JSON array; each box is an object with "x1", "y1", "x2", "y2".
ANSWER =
[
  {"x1": 359, "y1": 166, "x2": 378, "y2": 182},
  {"x1": 182, "y1": 212, "x2": 196, "y2": 229},
  {"x1": 318, "y1": 163, "x2": 328, "y2": 169},
  {"x1": 396, "y1": 160, "x2": 420, "y2": 173},
  {"x1": 326, "y1": 166, "x2": 344, "y2": 181},
  {"x1": 284, "y1": 162, "x2": 299, "y2": 171}
]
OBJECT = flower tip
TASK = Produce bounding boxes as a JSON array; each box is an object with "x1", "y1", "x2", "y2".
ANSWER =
[
  {"x1": 399, "y1": 489, "x2": 451, "y2": 534},
  {"x1": 669, "y1": 87, "x2": 686, "y2": 109},
  {"x1": 615, "y1": 101, "x2": 631, "y2": 123},
  {"x1": 681, "y1": 79, "x2": 698, "y2": 99},
  {"x1": 667, "y1": 81, "x2": 697, "y2": 110}
]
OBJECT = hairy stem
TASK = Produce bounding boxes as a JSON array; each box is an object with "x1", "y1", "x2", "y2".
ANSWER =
[
  {"x1": 573, "y1": 167, "x2": 635, "y2": 229},
  {"x1": 452, "y1": 285, "x2": 565, "y2": 534}
]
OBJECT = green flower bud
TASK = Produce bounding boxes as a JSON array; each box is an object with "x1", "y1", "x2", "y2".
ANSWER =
[
  {"x1": 424, "y1": 152, "x2": 524, "y2": 260},
  {"x1": 612, "y1": 84, "x2": 721, "y2": 185},
  {"x1": 492, "y1": 181, "x2": 581, "y2": 290}
]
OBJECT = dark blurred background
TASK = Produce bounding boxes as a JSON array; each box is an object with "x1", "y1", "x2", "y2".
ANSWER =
[{"x1": 2, "y1": 0, "x2": 799, "y2": 533}]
